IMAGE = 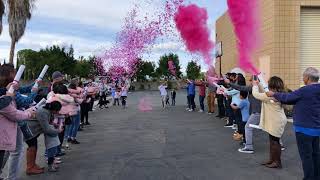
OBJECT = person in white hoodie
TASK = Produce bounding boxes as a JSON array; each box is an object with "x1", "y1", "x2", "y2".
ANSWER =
[{"x1": 158, "y1": 82, "x2": 168, "y2": 109}]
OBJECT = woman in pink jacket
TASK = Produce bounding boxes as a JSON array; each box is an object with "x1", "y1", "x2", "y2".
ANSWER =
[
  {"x1": 66, "y1": 81, "x2": 84, "y2": 144},
  {"x1": 47, "y1": 82, "x2": 77, "y2": 151},
  {"x1": 0, "y1": 94, "x2": 34, "y2": 175}
]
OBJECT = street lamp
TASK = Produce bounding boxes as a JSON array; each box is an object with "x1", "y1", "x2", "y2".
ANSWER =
[{"x1": 215, "y1": 41, "x2": 223, "y2": 76}]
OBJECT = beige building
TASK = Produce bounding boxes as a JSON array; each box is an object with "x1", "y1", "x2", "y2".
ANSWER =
[{"x1": 216, "y1": 0, "x2": 320, "y2": 89}]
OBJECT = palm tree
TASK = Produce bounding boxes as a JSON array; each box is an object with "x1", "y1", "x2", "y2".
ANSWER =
[
  {"x1": 0, "y1": 0, "x2": 5, "y2": 35},
  {"x1": 8, "y1": 0, "x2": 35, "y2": 64}
]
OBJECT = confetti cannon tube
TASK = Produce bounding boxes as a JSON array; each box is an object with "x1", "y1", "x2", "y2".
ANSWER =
[
  {"x1": 33, "y1": 65, "x2": 49, "y2": 88},
  {"x1": 257, "y1": 72, "x2": 269, "y2": 92},
  {"x1": 8, "y1": 65, "x2": 25, "y2": 93}
]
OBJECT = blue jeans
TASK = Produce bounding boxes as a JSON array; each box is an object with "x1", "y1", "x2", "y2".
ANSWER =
[
  {"x1": 296, "y1": 132, "x2": 320, "y2": 180},
  {"x1": 6, "y1": 128, "x2": 24, "y2": 180},
  {"x1": 68, "y1": 112, "x2": 81, "y2": 139},
  {"x1": 47, "y1": 146, "x2": 58, "y2": 165},
  {"x1": 199, "y1": 96, "x2": 205, "y2": 111}
]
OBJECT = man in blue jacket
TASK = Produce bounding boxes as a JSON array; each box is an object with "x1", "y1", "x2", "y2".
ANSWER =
[
  {"x1": 267, "y1": 67, "x2": 320, "y2": 180},
  {"x1": 186, "y1": 79, "x2": 196, "y2": 112}
]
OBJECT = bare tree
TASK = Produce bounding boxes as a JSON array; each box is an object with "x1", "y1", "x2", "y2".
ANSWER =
[{"x1": 8, "y1": 0, "x2": 35, "y2": 64}]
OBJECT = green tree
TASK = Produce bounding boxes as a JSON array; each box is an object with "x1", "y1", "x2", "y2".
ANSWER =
[
  {"x1": 17, "y1": 45, "x2": 100, "y2": 80},
  {"x1": 8, "y1": 0, "x2": 36, "y2": 64},
  {"x1": 186, "y1": 61, "x2": 201, "y2": 80},
  {"x1": 135, "y1": 60, "x2": 156, "y2": 82},
  {"x1": 73, "y1": 57, "x2": 94, "y2": 79},
  {"x1": 155, "y1": 53, "x2": 182, "y2": 79}
]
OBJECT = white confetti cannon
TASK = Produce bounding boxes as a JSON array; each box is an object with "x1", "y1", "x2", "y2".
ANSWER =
[
  {"x1": 8, "y1": 65, "x2": 25, "y2": 93},
  {"x1": 33, "y1": 65, "x2": 49, "y2": 89},
  {"x1": 34, "y1": 98, "x2": 46, "y2": 110},
  {"x1": 257, "y1": 72, "x2": 269, "y2": 92}
]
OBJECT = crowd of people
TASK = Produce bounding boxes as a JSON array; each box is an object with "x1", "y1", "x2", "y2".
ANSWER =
[
  {"x1": 0, "y1": 62, "x2": 319, "y2": 180},
  {"x1": 158, "y1": 67, "x2": 319, "y2": 180},
  {"x1": 0, "y1": 63, "x2": 130, "y2": 179}
]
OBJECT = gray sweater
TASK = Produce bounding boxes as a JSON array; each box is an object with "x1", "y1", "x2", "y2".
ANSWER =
[
  {"x1": 36, "y1": 107, "x2": 60, "y2": 149},
  {"x1": 230, "y1": 83, "x2": 262, "y2": 114}
]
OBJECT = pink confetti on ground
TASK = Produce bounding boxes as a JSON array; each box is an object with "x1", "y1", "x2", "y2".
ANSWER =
[
  {"x1": 227, "y1": 0, "x2": 261, "y2": 74},
  {"x1": 174, "y1": 4, "x2": 215, "y2": 67},
  {"x1": 138, "y1": 97, "x2": 153, "y2": 112}
]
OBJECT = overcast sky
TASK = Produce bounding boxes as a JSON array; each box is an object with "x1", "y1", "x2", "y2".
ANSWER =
[{"x1": 0, "y1": 0, "x2": 227, "y2": 71}]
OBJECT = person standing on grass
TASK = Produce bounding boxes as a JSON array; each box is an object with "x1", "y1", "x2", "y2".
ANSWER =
[
  {"x1": 158, "y1": 82, "x2": 168, "y2": 109},
  {"x1": 267, "y1": 67, "x2": 320, "y2": 179}
]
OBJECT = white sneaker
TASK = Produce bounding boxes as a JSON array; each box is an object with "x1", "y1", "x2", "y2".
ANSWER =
[
  {"x1": 238, "y1": 147, "x2": 254, "y2": 154},
  {"x1": 188, "y1": 109, "x2": 193, "y2": 112},
  {"x1": 186, "y1": 108, "x2": 190, "y2": 111},
  {"x1": 54, "y1": 159, "x2": 62, "y2": 164},
  {"x1": 232, "y1": 124, "x2": 237, "y2": 130},
  {"x1": 198, "y1": 110, "x2": 204, "y2": 113}
]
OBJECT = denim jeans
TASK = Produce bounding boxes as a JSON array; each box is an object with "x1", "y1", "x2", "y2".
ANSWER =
[
  {"x1": 47, "y1": 146, "x2": 58, "y2": 165},
  {"x1": 188, "y1": 95, "x2": 195, "y2": 110},
  {"x1": 296, "y1": 132, "x2": 320, "y2": 180},
  {"x1": 68, "y1": 112, "x2": 81, "y2": 139},
  {"x1": 6, "y1": 128, "x2": 24, "y2": 180},
  {"x1": 244, "y1": 113, "x2": 261, "y2": 150},
  {"x1": 199, "y1": 96, "x2": 205, "y2": 111}
]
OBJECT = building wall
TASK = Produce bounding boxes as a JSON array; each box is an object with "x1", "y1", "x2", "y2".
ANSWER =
[
  {"x1": 273, "y1": 0, "x2": 320, "y2": 89},
  {"x1": 216, "y1": 0, "x2": 320, "y2": 89}
]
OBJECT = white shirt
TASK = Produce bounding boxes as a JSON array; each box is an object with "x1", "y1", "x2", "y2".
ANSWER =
[
  {"x1": 159, "y1": 85, "x2": 168, "y2": 96},
  {"x1": 121, "y1": 87, "x2": 128, "y2": 96}
]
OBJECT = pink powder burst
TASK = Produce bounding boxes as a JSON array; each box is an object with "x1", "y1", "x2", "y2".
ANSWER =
[
  {"x1": 227, "y1": 0, "x2": 261, "y2": 74},
  {"x1": 174, "y1": 4, "x2": 215, "y2": 67}
]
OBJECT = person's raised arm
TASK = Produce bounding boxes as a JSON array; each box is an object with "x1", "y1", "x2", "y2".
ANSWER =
[
  {"x1": 267, "y1": 89, "x2": 302, "y2": 105},
  {"x1": 229, "y1": 83, "x2": 252, "y2": 92},
  {"x1": 252, "y1": 85, "x2": 269, "y2": 102}
]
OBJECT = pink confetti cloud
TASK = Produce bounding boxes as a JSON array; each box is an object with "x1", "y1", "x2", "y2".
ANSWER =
[{"x1": 96, "y1": 0, "x2": 185, "y2": 79}]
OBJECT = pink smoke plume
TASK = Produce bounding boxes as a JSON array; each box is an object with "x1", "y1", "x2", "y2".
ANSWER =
[
  {"x1": 138, "y1": 97, "x2": 153, "y2": 112},
  {"x1": 174, "y1": 4, "x2": 215, "y2": 67},
  {"x1": 227, "y1": 0, "x2": 261, "y2": 74}
]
